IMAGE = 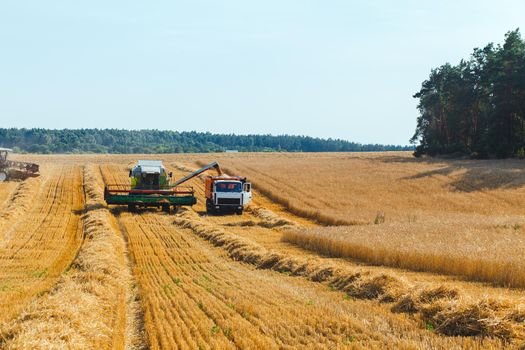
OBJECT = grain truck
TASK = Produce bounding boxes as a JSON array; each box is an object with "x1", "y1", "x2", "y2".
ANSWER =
[
  {"x1": 204, "y1": 175, "x2": 252, "y2": 215},
  {"x1": 172, "y1": 161, "x2": 252, "y2": 215}
]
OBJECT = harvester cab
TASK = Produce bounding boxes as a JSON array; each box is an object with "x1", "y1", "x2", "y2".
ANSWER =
[
  {"x1": 0, "y1": 147, "x2": 40, "y2": 181},
  {"x1": 129, "y1": 160, "x2": 172, "y2": 190}
]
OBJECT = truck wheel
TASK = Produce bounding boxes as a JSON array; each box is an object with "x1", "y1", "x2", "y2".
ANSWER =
[
  {"x1": 236, "y1": 209, "x2": 243, "y2": 215},
  {"x1": 206, "y1": 199, "x2": 214, "y2": 215}
]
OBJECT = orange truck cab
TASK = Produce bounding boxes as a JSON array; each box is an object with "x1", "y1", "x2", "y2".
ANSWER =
[{"x1": 205, "y1": 176, "x2": 252, "y2": 214}]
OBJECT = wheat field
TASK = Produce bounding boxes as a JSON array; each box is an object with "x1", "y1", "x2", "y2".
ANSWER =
[
  {"x1": 0, "y1": 153, "x2": 524, "y2": 349},
  {"x1": 172, "y1": 152, "x2": 525, "y2": 286}
]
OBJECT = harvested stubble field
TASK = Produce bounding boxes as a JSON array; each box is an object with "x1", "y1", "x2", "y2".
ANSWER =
[
  {"x1": 0, "y1": 152, "x2": 524, "y2": 349},
  {"x1": 0, "y1": 165, "x2": 84, "y2": 325}
]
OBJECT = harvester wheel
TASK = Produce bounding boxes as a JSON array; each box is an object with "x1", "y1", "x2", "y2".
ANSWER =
[
  {"x1": 0, "y1": 172, "x2": 6, "y2": 182},
  {"x1": 162, "y1": 204, "x2": 170, "y2": 213},
  {"x1": 128, "y1": 204, "x2": 136, "y2": 212}
]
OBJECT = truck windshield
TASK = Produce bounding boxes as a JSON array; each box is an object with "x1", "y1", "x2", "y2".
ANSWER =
[{"x1": 215, "y1": 182, "x2": 241, "y2": 192}]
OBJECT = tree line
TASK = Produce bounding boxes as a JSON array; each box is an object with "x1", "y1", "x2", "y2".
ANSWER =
[
  {"x1": 0, "y1": 128, "x2": 411, "y2": 154},
  {"x1": 411, "y1": 29, "x2": 525, "y2": 158}
]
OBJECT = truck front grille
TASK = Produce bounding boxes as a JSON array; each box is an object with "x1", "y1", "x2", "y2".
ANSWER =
[{"x1": 217, "y1": 198, "x2": 241, "y2": 205}]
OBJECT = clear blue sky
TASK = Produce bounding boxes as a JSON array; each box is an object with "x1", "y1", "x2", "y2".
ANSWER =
[{"x1": 1, "y1": 1, "x2": 524, "y2": 145}]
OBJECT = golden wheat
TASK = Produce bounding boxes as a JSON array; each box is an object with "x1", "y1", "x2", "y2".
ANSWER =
[
  {"x1": 282, "y1": 221, "x2": 525, "y2": 288},
  {"x1": 171, "y1": 153, "x2": 525, "y2": 288},
  {"x1": 187, "y1": 152, "x2": 525, "y2": 222}
]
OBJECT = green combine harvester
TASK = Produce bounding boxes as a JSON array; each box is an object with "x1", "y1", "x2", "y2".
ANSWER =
[{"x1": 104, "y1": 160, "x2": 197, "y2": 212}]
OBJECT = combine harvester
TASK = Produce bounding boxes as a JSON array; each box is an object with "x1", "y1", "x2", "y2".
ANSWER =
[
  {"x1": 0, "y1": 148, "x2": 40, "y2": 181},
  {"x1": 104, "y1": 160, "x2": 252, "y2": 214},
  {"x1": 104, "y1": 160, "x2": 195, "y2": 212}
]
